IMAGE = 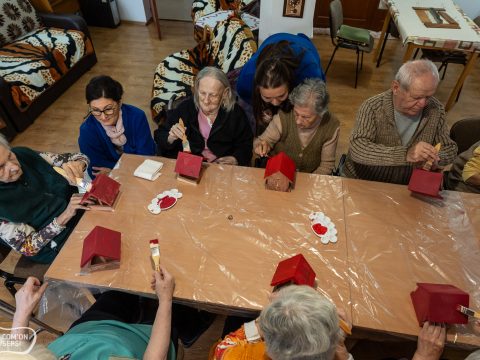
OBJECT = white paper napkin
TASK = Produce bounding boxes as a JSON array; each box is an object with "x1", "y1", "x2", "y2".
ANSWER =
[{"x1": 134, "y1": 159, "x2": 163, "y2": 181}]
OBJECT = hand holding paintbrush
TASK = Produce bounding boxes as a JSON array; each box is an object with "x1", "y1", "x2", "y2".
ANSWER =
[{"x1": 167, "y1": 118, "x2": 191, "y2": 152}]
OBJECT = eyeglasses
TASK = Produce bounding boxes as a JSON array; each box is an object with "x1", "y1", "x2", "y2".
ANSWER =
[{"x1": 89, "y1": 106, "x2": 117, "y2": 117}]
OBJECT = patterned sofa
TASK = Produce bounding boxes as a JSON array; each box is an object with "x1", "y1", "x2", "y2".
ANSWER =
[
  {"x1": 0, "y1": 0, "x2": 97, "y2": 139},
  {"x1": 151, "y1": 1, "x2": 258, "y2": 124}
]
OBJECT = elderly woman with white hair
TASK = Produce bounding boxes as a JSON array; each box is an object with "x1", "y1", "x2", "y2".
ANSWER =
[
  {"x1": 210, "y1": 285, "x2": 352, "y2": 360},
  {"x1": 156, "y1": 66, "x2": 253, "y2": 166},
  {"x1": 254, "y1": 78, "x2": 339, "y2": 174},
  {"x1": 211, "y1": 285, "x2": 448, "y2": 360},
  {"x1": 0, "y1": 134, "x2": 90, "y2": 263}
]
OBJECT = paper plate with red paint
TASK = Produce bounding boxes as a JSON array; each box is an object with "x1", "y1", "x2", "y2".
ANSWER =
[
  {"x1": 309, "y1": 212, "x2": 337, "y2": 244},
  {"x1": 148, "y1": 189, "x2": 183, "y2": 215}
]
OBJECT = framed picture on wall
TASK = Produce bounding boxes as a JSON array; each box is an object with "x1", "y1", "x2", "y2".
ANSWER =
[{"x1": 283, "y1": 0, "x2": 305, "y2": 18}]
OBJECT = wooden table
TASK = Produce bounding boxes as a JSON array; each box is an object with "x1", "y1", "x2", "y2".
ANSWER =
[
  {"x1": 45, "y1": 154, "x2": 350, "y2": 315},
  {"x1": 374, "y1": 0, "x2": 480, "y2": 112},
  {"x1": 45, "y1": 154, "x2": 480, "y2": 346},
  {"x1": 343, "y1": 178, "x2": 480, "y2": 346}
]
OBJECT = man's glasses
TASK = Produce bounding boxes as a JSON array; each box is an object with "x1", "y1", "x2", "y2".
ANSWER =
[{"x1": 89, "y1": 106, "x2": 117, "y2": 117}]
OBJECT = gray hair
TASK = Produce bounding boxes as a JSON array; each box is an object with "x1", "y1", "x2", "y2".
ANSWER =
[
  {"x1": 395, "y1": 59, "x2": 439, "y2": 91},
  {"x1": 258, "y1": 285, "x2": 341, "y2": 360},
  {"x1": 0, "y1": 134, "x2": 10, "y2": 150},
  {"x1": 289, "y1": 78, "x2": 329, "y2": 116},
  {"x1": 466, "y1": 350, "x2": 480, "y2": 360},
  {"x1": 193, "y1": 66, "x2": 235, "y2": 112}
]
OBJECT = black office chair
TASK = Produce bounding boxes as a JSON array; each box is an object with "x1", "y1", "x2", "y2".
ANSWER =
[
  {"x1": 325, "y1": 0, "x2": 374, "y2": 88},
  {"x1": 450, "y1": 117, "x2": 480, "y2": 154}
]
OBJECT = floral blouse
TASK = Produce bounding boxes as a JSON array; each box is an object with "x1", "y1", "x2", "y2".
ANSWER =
[{"x1": 0, "y1": 151, "x2": 89, "y2": 256}]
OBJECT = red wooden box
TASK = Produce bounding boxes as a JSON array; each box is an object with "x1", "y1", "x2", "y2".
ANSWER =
[
  {"x1": 410, "y1": 283, "x2": 469, "y2": 325},
  {"x1": 81, "y1": 173, "x2": 121, "y2": 207},
  {"x1": 80, "y1": 226, "x2": 121, "y2": 270},
  {"x1": 175, "y1": 151, "x2": 203, "y2": 179},
  {"x1": 265, "y1": 152, "x2": 296, "y2": 183},
  {"x1": 271, "y1": 254, "x2": 316, "y2": 288},
  {"x1": 408, "y1": 169, "x2": 443, "y2": 198}
]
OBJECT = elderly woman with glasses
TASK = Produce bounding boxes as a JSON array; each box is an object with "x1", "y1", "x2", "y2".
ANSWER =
[
  {"x1": 156, "y1": 67, "x2": 253, "y2": 166},
  {"x1": 79, "y1": 75, "x2": 156, "y2": 178},
  {"x1": 254, "y1": 78, "x2": 339, "y2": 174},
  {"x1": 0, "y1": 134, "x2": 90, "y2": 263}
]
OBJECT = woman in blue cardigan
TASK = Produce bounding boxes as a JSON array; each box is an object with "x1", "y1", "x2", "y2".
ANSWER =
[{"x1": 79, "y1": 75, "x2": 156, "y2": 177}]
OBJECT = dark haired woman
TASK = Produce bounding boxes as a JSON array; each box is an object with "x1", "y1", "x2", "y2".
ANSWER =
[
  {"x1": 236, "y1": 33, "x2": 325, "y2": 135},
  {"x1": 79, "y1": 75, "x2": 156, "y2": 177}
]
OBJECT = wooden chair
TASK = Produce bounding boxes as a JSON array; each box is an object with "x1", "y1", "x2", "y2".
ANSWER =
[{"x1": 325, "y1": 0, "x2": 374, "y2": 88}]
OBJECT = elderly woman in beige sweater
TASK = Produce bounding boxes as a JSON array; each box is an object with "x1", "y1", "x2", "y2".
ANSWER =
[{"x1": 254, "y1": 78, "x2": 339, "y2": 174}]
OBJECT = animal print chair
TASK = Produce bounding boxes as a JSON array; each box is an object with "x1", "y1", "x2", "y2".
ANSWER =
[
  {"x1": 0, "y1": 0, "x2": 97, "y2": 138},
  {"x1": 150, "y1": 16, "x2": 257, "y2": 124}
]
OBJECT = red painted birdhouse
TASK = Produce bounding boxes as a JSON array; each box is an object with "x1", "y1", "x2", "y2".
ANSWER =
[
  {"x1": 175, "y1": 151, "x2": 203, "y2": 184},
  {"x1": 81, "y1": 174, "x2": 121, "y2": 210},
  {"x1": 411, "y1": 283, "x2": 469, "y2": 325},
  {"x1": 264, "y1": 152, "x2": 296, "y2": 192},
  {"x1": 271, "y1": 254, "x2": 316, "y2": 290},
  {"x1": 80, "y1": 226, "x2": 121, "y2": 273},
  {"x1": 408, "y1": 169, "x2": 443, "y2": 198}
]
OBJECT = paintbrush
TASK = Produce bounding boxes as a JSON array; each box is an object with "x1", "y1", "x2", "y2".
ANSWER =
[
  {"x1": 339, "y1": 318, "x2": 352, "y2": 335},
  {"x1": 422, "y1": 143, "x2": 441, "y2": 171},
  {"x1": 457, "y1": 305, "x2": 480, "y2": 319},
  {"x1": 54, "y1": 166, "x2": 91, "y2": 192},
  {"x1": 149, "y1": 239, "x2": 160, "y2": 271},
  {"x1": 178, "y1": 118, "x2": 191, "y2": 153}
]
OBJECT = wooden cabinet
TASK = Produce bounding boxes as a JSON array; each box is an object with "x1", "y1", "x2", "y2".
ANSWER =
[{"x1": 314, "y1": 0, "x2": 386, "y2": 31}]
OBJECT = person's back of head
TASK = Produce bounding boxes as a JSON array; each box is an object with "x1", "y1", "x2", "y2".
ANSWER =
[
  {"x1": 255, "y1": 40, "x2": 301, "y2": 92},
  {"x1": 258, "y1": 285, "x2": 341, "y2": 360},
  {"x1": 465, "y1": 350, "x2": 480, "y2": 360}
]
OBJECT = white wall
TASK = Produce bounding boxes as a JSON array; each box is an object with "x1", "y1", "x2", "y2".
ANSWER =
[
  {"x1": 116, "y1": 0, "x2": 148, "y2": 23},
  {"x1": 454, "y1": 0, "x2": 480, "y2": 19},
  {"x1": 259, "y1": 0, "x2": 316, "y2": 43}
]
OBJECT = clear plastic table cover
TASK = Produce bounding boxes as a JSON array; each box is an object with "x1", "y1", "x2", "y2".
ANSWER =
[
  {"x1": 343, "y1": 178, "x2": 480, "y2": 346},
  {"x1": 45, "y1": 154, "x2": 350, "y2": 316},
  {"x1": 44, "y1": 154, "x2": 480, "y2": 346}
]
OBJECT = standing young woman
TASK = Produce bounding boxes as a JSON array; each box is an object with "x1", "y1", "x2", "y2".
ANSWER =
[
  {"x1": 79, "y1": 75, "x2": 156, "y2": 178},
  {"x1": 236, "y1": 33, "x2": 326, "y2": 135}
]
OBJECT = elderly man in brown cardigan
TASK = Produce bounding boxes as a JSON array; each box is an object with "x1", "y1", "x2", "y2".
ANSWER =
[{"x1": 343, "y1": 59, "x2": 457, "y2": 185}]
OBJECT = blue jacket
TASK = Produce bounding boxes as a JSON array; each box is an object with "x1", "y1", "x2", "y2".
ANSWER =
[
  {"x1": 79, "y1": 104, "x2": 156, "y2": 177},
  {"x1": 236, "y1": 33, "x2": 326, "y2": 104}
]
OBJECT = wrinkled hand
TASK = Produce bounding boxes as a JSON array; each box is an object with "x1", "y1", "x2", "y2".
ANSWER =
[
  {"x1": 92, "y1": 166, "x2": 112, "y2": 176},
  {"x1": 473, "y1": 320, "x2": 480, "y2": 335},
  {"x1": 62, "y1": 161, "x2": 86, "y2": 185},
  {"x1": 15, "y1": 277, "x2": 48, "y2": 318},
  {"x1": 407, "y1": 142, "x2": 440, "y2": 164},
  {"x1": 215, "y1": 156, "x2": 238, "y2": 165},
  {"x1": 167, "y1": 123, "x2": 186, "y2": 144},
  {"x1": 56, "y1": 194, "x2": 91, "y2": 226},
  {"x1": 254, "y1": 140, "x2": 272, "y2": 157},
  {"x1": 413, "y1": 321, "x2": 446, "y2": 360},
  {"x1": 150, "y1": 265, "x2": 175, "y2": 301}
]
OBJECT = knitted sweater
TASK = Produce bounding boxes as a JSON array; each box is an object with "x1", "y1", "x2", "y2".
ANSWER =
[
  {"x1": 273, "y1": 110, "x2": 339, "y2": 173},
  {"x1": 343, "y1": 90, "x2": 457, "y2": 184}
]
